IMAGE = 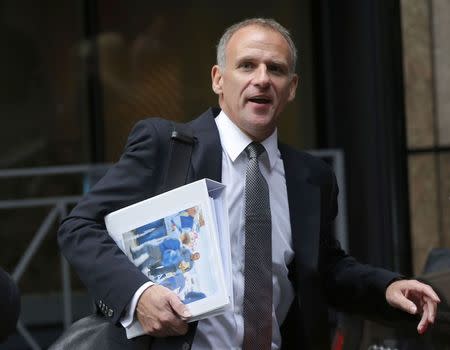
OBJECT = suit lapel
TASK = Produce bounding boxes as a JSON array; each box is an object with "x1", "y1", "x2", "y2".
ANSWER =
[
  {"x1": 187, "y1": 114, "x2": 321, "y2": 274},
  {"x1": 280, "y1": 144, "x2": 331, "y2": 350},
  {"x1": 187, "y1": 108, "x2": 222, "y2": 183},
  {"x1": 167, "y1": 114, "x2": 327, "y2": 349},
  {"x1": 280, "y1": 144, "x2": 320, "y2": 273}
]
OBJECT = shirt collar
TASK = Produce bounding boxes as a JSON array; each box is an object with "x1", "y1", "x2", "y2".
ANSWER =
[{"x1": 215, "y1": 110, "x2": 279, "y2": 170}]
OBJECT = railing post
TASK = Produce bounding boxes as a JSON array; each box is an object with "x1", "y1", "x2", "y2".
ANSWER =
[
  {"x1": 0, "y1": 163, "x2": 110, "y2": 347},
  {"x1": 16, "y1": 321, "x2": 41, "y2": 350},
  {"x1": 58, "y1": 202, "x2": 72, "y2": 329},
  {"x1": 12, "y1": 206, "x2": 59, "y2": 282}
]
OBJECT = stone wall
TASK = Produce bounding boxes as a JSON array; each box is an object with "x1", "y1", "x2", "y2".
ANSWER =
[{"x1": 401, "y1": 0, "x2": 450, "y2": 274}]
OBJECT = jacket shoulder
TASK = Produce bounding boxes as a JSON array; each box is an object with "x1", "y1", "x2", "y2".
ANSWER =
[
  {"x1": 279, "y1": 143, "x2": 336, "y2": 185},
  {"x1": 131, "y1": 116, "x2": 173, "y2": 134}
]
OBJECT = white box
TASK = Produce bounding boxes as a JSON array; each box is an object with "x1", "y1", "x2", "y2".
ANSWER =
[{"x1": 104, "y1": 179, "x2": 232, "y2": 338}]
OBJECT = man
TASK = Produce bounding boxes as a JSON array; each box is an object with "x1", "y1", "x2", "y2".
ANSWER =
[
  {"x1": 130, "y1": 237, "x2": 196, "y2": 274},
  {"x1": 133, "y1": 219, "x2": 167, "y2": 245},
  {"x1": 58, "y1": 18, "x2": 440, "y2": 349},
  {"x1": 159, "y1": 272, "x2": 186, "y2": 293}
]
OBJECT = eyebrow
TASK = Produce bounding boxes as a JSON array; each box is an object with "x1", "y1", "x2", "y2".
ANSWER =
[{"x1": 235, "y1": 55, "x2": 289, "y2": 67}]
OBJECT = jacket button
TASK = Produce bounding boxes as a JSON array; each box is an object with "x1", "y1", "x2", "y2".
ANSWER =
[{"x1": 108, "y1": 309, "x2": 114, "y2": 317}]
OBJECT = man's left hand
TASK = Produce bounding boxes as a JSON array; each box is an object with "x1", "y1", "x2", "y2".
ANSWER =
[{"x1": 386, "y1": 279, "x2": 441, "y2": 334}]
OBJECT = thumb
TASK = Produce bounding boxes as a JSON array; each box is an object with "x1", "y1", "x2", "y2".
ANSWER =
[{"x1": 168, "y1": 293, "x2": 191, "y2": 319}]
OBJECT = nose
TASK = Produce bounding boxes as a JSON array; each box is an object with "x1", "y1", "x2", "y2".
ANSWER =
[{"x1": 253, "y1": 65, "x2": 270, "y2": 87}]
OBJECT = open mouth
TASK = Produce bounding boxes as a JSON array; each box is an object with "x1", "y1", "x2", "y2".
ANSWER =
[{"x1": 247, "y1": 96, "x2": 272, "y2": 105}]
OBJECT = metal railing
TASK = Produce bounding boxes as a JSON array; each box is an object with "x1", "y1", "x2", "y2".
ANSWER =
[
  {"x1": 0, "y1": 150, "x2": 348, "y2": 349},
  {"x1": 0, "y1": 164, "x2": 110, "y2": 350}
]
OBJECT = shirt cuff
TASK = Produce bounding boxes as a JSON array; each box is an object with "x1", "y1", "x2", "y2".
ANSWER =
[{"x1": 120, "y1": 281, "x2": 154, "y2": 328}]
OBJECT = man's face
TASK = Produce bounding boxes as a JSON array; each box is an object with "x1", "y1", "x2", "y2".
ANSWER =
[
  {"x1": 212, "y1": 25, "x2": 298, "y2": 141},
  {"x1": 186, "y1": 207, "x2": 197, "y2": 217}
]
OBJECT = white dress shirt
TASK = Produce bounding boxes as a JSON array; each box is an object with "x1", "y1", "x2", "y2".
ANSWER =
[
  {"x1": 192, "y1": 111, "x2": 295, "y2": 349},
  {"x1": 122, "y1": 111, "x2": 295, "y2": 349}
]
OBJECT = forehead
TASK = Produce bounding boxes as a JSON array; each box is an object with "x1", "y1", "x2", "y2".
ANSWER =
[{"x1": 226, "y1": 25, "x2": 291, "y2": 63}]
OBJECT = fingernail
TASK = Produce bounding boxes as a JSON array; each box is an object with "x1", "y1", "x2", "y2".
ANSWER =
[
  {"x1": 411, "y1": 305, "x2": 417, "y2": 313},
  {"x1": 183, "y1": 310, "x2": 191, "y2": 318}
]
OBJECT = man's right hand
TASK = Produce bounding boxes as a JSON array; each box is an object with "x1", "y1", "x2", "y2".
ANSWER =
[{"x1": 136, "y1": 284, "x2": 191, "y2": 337}]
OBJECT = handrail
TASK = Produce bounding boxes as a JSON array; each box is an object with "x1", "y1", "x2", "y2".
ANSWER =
[
  {"x1": 0, "y1": 164, "x2": 110, "y2": 178},
  {"x1": 0, "y1": 155, "x2": 347, "y2": 348},
  {"x1": 0, "y1": 164, "x2": 110, "y2": 349}
]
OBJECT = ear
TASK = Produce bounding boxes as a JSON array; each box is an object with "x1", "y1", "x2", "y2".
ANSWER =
[
  {"x1": 211, "y1": 65, "x2": 223, "y2": 95},
  {"x1": 287, "y1": 73, "x2": 299, "y2": 102}
]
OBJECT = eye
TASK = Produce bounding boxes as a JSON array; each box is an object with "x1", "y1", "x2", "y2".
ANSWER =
[
  {"x1": 268, "y1": 64, "x2": 286, "y2": 75},
  {"x1": 238, "y1": 61, "x2": 254, "y2": 71}
]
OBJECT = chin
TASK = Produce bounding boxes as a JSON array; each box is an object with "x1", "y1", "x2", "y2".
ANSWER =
[
  {"x1": 246, "y1": 120, "x2": 276, "y2": 138},
  {"x1": 251, "y1": 114, "x2": 276, "y2": 127}
]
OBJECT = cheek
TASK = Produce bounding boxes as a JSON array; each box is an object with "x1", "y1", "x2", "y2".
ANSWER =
[
  {"x1": 229, "y1": 87, "x2": 243, "y2": 104},
  {"x1": 278, "y1": 84, "x2": 293, "y2": 101}
]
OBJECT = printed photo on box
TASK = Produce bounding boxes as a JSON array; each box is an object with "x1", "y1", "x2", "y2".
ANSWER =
[{"x1": 122, "y1": 205, "x2": 215, "y2": 304}]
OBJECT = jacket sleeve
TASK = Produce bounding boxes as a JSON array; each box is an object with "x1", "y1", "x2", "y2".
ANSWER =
[
  {"x1": 318, "y1": 169, "x2": 401, "y2": 317},
  {"x1": 57, "y1": 118, "x2": 170, "y2": 324}
]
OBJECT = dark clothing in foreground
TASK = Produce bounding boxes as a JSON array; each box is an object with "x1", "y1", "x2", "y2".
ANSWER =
[
  {"x1": 58, "y1": 108, "x2": 400, "y2": 350},
  {"x1": 0, "y1": 267, "x2": 20, "y2": 343}
]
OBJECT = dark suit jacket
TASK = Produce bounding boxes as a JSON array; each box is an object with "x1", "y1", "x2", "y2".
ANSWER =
[
  {"x1": 0, "y1": 267, "x2": 20, "y2": 343},
  {"x1": 58, "y1": 108, "x2": 400, "y2": 349}
]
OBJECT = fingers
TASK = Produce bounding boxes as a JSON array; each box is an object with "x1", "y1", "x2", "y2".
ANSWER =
[
  {"x1": 424, "y1": 295, "x2": 437, "y2": 324},
  {"x1": 411, "y1": 292, "x2": 438, "y2": 334},
  {"x1": 156, "y1": 308, "x2": 189, "y2": 336},
  {"x1": 385, "y1": 281, "x2": 418, "y2": 314},
  {"x1": 386, "y1": 279, "x2": 440, "y2": 305},
  {"x1": 392, "y1": 292, "x2": 418, "y2": 314},
  {"x1": 417, "y1": 302, "x2": 429, "y2": 334},
  {"x1": 385, "y1": 279, "x2": 441, "y2": 335},
  {"x1": 411, "y1": 280, "x2": 441, "y2": 303},
  {"x1": 404, "y1": 280, "x2": 440, "y2": 332},
  {"x1": 136, "y1": 284, "x2": 189, "y2": 337},
  {"x1": 168, "y1": 292, "x2": 191, "y2": 320}
]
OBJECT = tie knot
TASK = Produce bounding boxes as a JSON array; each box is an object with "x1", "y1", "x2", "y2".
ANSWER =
[{"x1": 245, "y1": 142, "x2": 266, "y2": 160}]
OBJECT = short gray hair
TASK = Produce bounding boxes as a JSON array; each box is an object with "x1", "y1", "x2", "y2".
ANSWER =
[{"x1": 216, "y1": 18, "x2": 298, "y2": 73}]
